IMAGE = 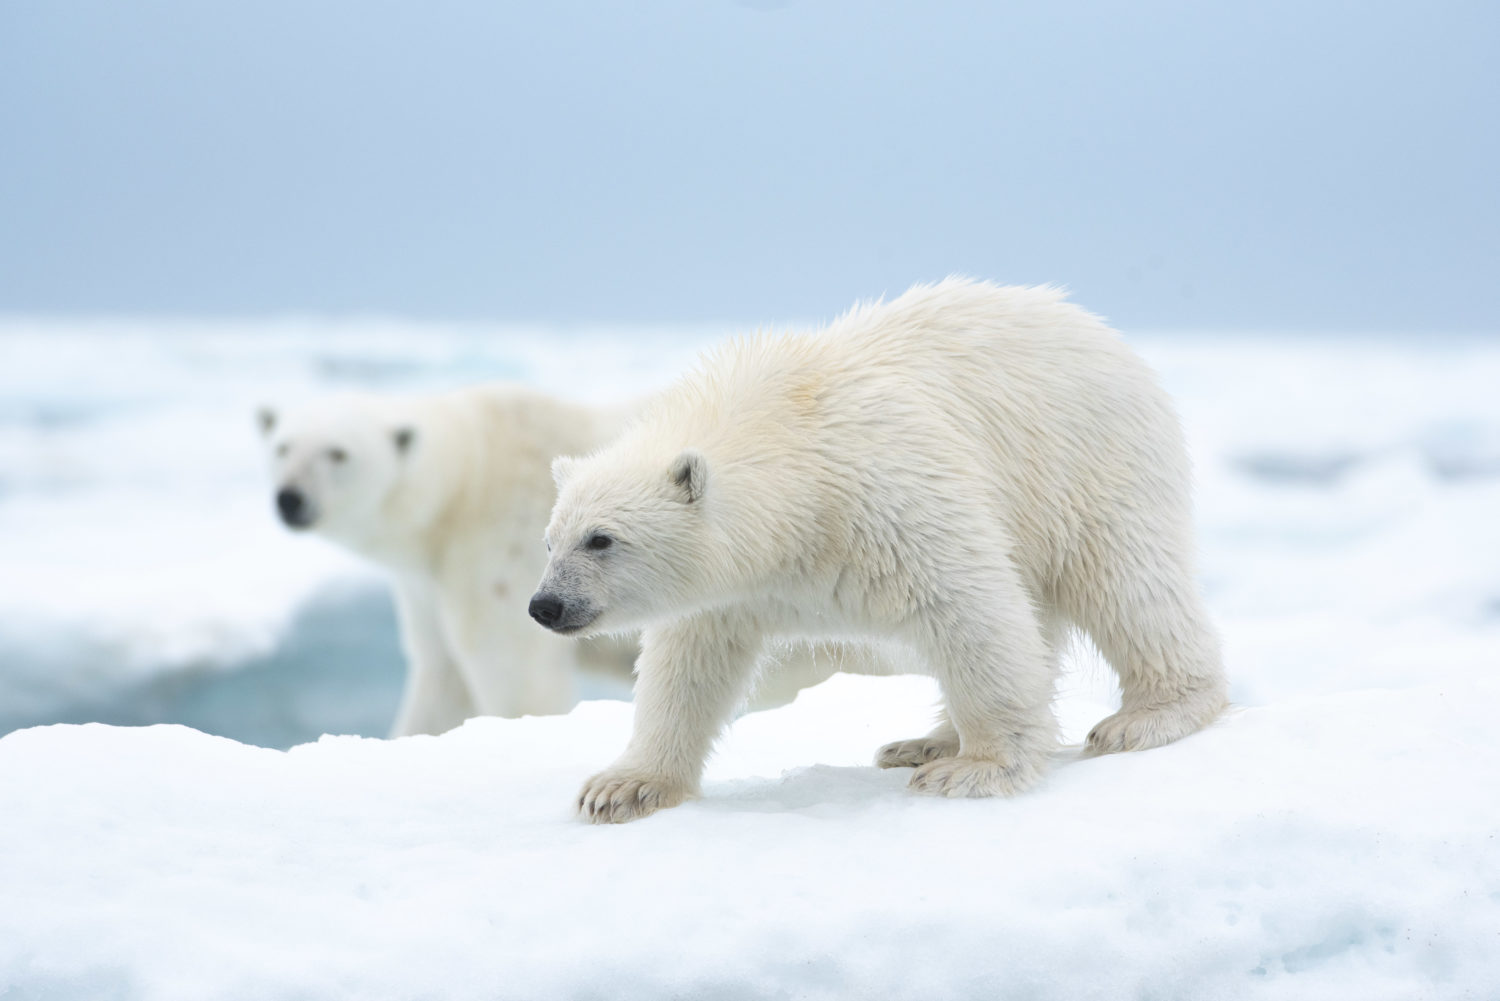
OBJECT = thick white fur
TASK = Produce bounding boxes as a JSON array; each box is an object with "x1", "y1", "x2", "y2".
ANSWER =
[
  {"x1": 262, "y1": 387, "x2": 895, "y2": 736},
  {"x1": 262, "y1": 385, "x2": 638, "y2": 736},
  {"x1": 539, "y1": 278, "x2": 1227, "y2": 822}
]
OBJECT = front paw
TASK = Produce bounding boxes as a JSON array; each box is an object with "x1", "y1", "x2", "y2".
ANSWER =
[{"x1": 577, "y1": 767, "x2": 690, "y2": 824}]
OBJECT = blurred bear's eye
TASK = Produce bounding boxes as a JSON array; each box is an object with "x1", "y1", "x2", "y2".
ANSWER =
[
  {"x1": 328, "y1": 448, "x2": 347, "y2": 463},
  {"x1": 585, "y1": 533, "x2": 614, "y2": 551},
  {"x1": 276, "y1": 443, "x2": 290, "y2": 458}
]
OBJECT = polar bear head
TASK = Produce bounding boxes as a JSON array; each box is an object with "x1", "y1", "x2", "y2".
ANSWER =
[
  {"x1": 529, "y1": 446, "x2": 714, "y2": 636},
  {"x1": 257, "y1": 397, "x2": 418, "y2": 545}
]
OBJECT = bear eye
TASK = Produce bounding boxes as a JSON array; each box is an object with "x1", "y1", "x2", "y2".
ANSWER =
[
  {"x1": 328, "y1": 448, "x2": 347, "y2": 463},
  {"x1": 585, "y1": 533, "x2": 614, "y2": 552}
]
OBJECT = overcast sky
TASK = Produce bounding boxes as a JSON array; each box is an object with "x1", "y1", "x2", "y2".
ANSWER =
[{"x1": 1, "y1": 0, "x2": 1495, "y2": 331}]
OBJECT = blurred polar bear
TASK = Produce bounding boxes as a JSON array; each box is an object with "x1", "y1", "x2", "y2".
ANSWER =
[
  {"x1": 259, "y1": 386, "x2": 636, "y2": 735},
  {"x1": 260, "y1": 385, "x2": 891, "y2": 737}
]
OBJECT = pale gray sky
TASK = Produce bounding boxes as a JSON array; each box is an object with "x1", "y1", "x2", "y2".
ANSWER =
[{"x1": 1, "y1": 0, "x2": 1495, "y2": 330}]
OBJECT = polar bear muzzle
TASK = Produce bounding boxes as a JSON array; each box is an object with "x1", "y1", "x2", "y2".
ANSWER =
[
  {"x1": 275, "y1": 486, "x2": 317, "y2": 529},
  {"x1": 528, "y1": 591, "x2": 598, "y2": 634}
]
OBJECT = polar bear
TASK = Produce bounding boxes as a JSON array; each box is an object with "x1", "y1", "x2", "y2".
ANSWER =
[
  {"x1": 259, "y1": 384, "x2": 639, "y2": 736},
  {"x1": 532, "y1": 278, "x2": 1228, "y2": 822},
  {"x1": 260, "y1": 385, "x2": 897, "y2": 737}
]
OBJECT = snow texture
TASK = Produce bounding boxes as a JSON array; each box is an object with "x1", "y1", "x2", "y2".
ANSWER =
[
  {"x1": 2, "y1": 672, "x2": 1497, "y2": 999},
  {"x1": 1, "y1": 319, "x2": 1499, "y2": 996}
]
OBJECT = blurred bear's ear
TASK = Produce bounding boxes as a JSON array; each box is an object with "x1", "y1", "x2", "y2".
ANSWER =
[
  {"x1": 669, "y1": 449, "x2": 708, "y2": 503},
  {"x1": 551, "y1": 455, "x2": 577, "y2": 490},
  {"x1": 256, "y1": 407, "x2": 277, "y2": 437},
  {"x1": 392, "y1": 427, "x2": 416, "y2": 455}
]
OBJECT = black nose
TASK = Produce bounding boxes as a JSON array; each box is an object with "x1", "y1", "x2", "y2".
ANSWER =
[
  {"x1": 276, "y1": 487, "x2": 308, "y2": 527},
  {"x1": 529, "y1": 594, "x2": 564, "y2": 627}
]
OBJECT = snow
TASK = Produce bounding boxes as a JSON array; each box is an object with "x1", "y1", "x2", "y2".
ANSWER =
[
  {"x1": 2, "y1": 319, "x2": 1499, "y2": 996},
  {"x1": 3, "y1": 672, "x2": 1498, "y2": 999}
]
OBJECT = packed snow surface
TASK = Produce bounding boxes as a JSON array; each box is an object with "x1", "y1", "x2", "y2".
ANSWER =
[
  {"x1": 2, "y1": 672, "x2": 1498, "y2": 999},
  {"x1": 1, "y1": 317, "x2": 1498, "y2": 996}
]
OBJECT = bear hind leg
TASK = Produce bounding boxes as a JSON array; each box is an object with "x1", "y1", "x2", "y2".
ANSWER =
[
  {"x1": 1072, "y1": 557, "x2": 1227, "y2": 757},
  {"x1": 903, "y1": 568, "x2": 1061, "y2": 798}
]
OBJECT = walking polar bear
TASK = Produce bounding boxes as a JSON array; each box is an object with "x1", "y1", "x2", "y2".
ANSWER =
[
  {"x1": 260, "y1": 385, "x2": 898, "y2": 737},
  {"x1": 532, "y1": 278, "x2": 1227, "y2": 823}
]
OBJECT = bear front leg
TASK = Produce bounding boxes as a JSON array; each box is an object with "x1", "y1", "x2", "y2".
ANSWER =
[
  {"x1": 390, "y1": 586, "x2": 476, "y2": 737},
  {"x1": 578, "y1": 611, "x2": 762, "y2": 824}
]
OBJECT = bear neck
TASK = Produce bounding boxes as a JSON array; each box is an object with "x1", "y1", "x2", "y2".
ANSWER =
[{"x1": 646, "y1": 346, "x2": 843, "y2": 598}]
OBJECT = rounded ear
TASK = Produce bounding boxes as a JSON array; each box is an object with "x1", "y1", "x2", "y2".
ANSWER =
[
  {"x1": 551, "y1": 455, "x2": 578, "y2": 490},
  {"x1": 392, "y1": 427, "x2": 416, "y2": 455},
  {"x1": 256, "y1": 407, "x2": 277, "y2": 437},
  {"x1": 669, "y1": 449, "x2": 708, "y2": 503}
]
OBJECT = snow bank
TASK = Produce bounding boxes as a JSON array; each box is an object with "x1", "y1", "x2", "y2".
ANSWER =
[{"x1": 3, "y1": 672, "x2": 1497, "y2": 999}]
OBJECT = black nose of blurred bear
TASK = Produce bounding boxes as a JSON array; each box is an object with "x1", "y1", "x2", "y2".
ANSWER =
[
  {"x1": 529, "y1": 594, "x2": 565, "y2": 628},
  {"x1": 276, "y1": 487, "x2": 311, "y2": 528}
]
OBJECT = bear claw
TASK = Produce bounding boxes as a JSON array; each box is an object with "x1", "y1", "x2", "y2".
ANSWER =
[
  {"x1": 577, "y1": 769, "x2": 688, "y2": 824},
  {"x1": 908, "y1": 754, "x2": 1040, "y2": 798}
]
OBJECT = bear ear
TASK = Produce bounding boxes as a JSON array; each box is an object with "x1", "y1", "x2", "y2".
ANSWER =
[
  {"x1": 669, "y1": 449, "x2": 708, "y2": 504},
  {"x1": 392, "y1": 427, "x2": 416, "y2": 455},
  {"x1": 551, "y1": 455, "x2": 578, "y2": 490},
  {"x1": 256, "y1": 406, "x2": 277, "y2": 437}
]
